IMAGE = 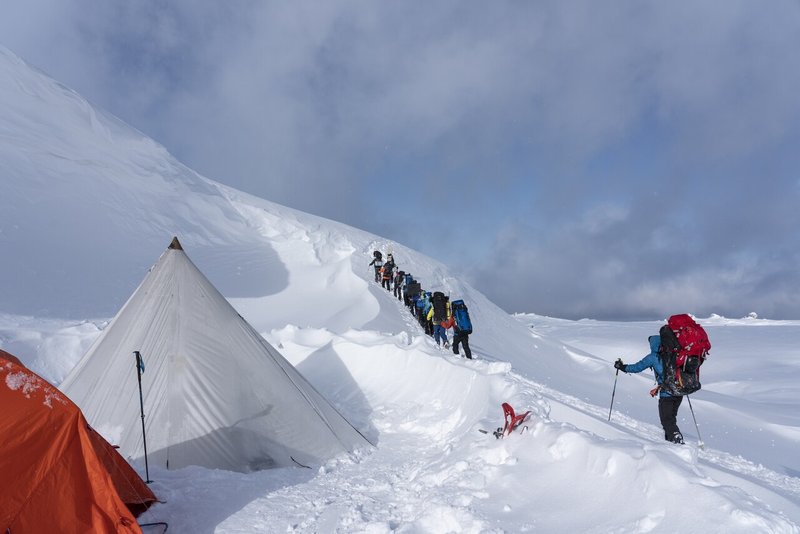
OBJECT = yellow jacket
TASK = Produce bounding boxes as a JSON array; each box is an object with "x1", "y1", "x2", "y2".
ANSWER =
[{"x1": 427, "y1": 301, "x2": 451, "y2": 323}]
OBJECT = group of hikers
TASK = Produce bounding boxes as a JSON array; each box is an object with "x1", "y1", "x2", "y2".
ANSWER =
[
  {"x1": 368, "y1": 250, "x2": 473, "y2": 359},
  {"x1": 368, "y1": 249, "x2": 712, "y2": 447}
]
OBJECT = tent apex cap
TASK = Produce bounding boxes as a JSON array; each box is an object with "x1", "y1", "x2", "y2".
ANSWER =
[{"x1": 168, "y1": 236, "x2": 183, "y2": 250}]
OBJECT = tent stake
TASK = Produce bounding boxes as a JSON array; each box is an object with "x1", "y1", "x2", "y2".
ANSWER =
[{"x1": 134, "y1": 351, "x2": 152, "y2": 483}]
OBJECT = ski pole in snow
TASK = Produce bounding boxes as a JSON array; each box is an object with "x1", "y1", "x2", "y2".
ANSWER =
[
  {"x1": 134, "y1": 351, "x2": 152, "y2": 483},
  {"x1": 608, "y1": 368, "x2": 620, "y2": 421},
  {"x1": 686, "y1": 395, "x2": 705, "y2": 450}
]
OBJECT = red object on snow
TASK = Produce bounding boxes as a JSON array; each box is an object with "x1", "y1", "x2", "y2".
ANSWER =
[{"x1": 501, "y1": 402, "x2": 531, "y2": 437}]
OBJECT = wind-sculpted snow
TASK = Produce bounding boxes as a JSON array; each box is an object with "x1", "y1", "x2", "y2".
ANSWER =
[
  {"x1": 134, "y1": 326, "x2": 798, "y2": 533},
  {"x1": 0, "y1": 47, "x2": 285, "y2": 318}
]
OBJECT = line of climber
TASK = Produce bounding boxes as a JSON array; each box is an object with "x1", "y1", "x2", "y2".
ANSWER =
[{"x1": 368, "y1": 249, "x2": 474, "y2": 359}]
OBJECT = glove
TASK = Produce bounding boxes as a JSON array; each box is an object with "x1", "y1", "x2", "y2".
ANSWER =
[{"x1": 614, "y1": 359, "x2": 626, "y2": 372}]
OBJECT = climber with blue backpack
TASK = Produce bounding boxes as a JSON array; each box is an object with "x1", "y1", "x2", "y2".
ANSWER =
[
  {"x1": 403, "y1": 274, "x2": 417, "y2": 308},
  {"x1": 405, "y1": 278, "x2": 422, "y2": 310},
  {"x1": 415, "y1": 289, "x2": 429, "y2": 329},
  {"x1": 443, "y1": 299, "x2": 473, "y2": 359}
]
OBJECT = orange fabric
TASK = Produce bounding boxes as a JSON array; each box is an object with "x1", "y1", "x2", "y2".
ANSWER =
[
  {"x1": 0, "y1": 352, "x2": 156, "y2": 533},
  {"x1": 90, "y1": 428, "x2": 157, "y2": 515},
  {"x1": 0, "y1": 348, "x2": 22, "y2": 365}
]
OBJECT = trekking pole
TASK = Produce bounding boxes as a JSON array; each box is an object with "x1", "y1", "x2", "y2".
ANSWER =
[
  {"x1": 134, "y1": 351, "x2": 152, "y2": 483},
  {"x1": 608, "y1": 368, "x2": 619, "y2": 422},
  {"x1": 686, "y1": 395, "x2": 705, "y2": 450}
]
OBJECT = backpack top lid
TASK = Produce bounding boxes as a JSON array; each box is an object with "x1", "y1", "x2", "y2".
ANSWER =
[{"x1": 666, "y1": 314, "x2": 711, "y2": 358}]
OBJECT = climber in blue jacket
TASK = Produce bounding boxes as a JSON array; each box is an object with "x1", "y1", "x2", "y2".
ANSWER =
[{"x1": 615, "y1": 335, "x2": 684, "y2": 444}]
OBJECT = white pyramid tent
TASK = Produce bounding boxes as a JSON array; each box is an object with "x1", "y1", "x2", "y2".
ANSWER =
[{"x1": 61, "y1": 237, "x2": 371, "y2": 472}]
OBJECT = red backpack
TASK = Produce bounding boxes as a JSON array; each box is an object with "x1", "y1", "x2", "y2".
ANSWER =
[{"x1": 658, "y1": 314, "x2": 711, "y2": 395}]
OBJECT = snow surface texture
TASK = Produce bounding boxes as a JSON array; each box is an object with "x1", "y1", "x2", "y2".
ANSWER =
[{"x1": 1, "y1": 46, "x2": 799, "y2": 533}]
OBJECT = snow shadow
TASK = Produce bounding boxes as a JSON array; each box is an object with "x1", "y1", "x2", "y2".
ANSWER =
[
  {"x1": 361, "y1": 282, "x2": 417, "y2": 333},
  {"x1": 138, "y1": 462, "x2": 316, "y2": 534},
  {"x1": 188, "y1": 240, "x2": 288, "y2": 299},
  {"x1": 144, "y1": 423, "x2": 338, "y2": 473},
  {"x1": 295, "y1": 341, "x2": 379, "y2": 445}
]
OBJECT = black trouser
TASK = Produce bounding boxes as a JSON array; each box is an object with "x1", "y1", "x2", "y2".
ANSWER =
[
  {"x1": 452, "y1": 332, "x2": 472, "y2": 359},
  {"x1": 658, "y1": 396, "x2": 683, "y2": 440}
]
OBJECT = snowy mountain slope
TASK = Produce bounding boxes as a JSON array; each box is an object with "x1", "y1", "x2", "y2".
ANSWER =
[
  {"x1": 1, "y1": 45, "x2": 799, "y2": 532},
  {"x1": 0, "y1": 45, "x2": 282, "y2": 318}
]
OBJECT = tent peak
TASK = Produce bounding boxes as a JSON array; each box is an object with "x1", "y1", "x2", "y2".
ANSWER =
[{"x1": 168, "y1": 236, "x2": 183, "y2": 250}]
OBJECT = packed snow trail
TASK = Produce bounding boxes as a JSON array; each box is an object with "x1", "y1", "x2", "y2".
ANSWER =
[{"x1": 142, "y1": 333, "x2": 524, "y2": 532}]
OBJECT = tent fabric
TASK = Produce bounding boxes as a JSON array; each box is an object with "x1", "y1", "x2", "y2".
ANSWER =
[
  {"x1": 0, "y1": 348, "x2": 22, "y2": 366},
  {"x1": 61, "y1": 237, "x2": 370, "y2": 472},
  {"x1": 0, "y1": 351, "x2": 157, "y2": 533}
]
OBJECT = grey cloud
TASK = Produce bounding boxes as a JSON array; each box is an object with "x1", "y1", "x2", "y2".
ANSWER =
[{"x1": 470, "y1": 175, "x2": 800, "y2": 319}]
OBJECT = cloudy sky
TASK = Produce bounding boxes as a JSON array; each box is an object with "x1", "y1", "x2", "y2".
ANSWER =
[{"x1": 4, "y1": 1, "x2": 800, "y2": 320}]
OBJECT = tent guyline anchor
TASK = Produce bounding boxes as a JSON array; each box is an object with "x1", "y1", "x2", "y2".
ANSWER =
[
  {"x1": 140, "y1": 521, "x2": 170, "y2": 533},
  {"x1": 291, "y1": 456, "x2": 312, "y2": 469},
  {"x1": 134, "y1": 350, "x2": 153, "y2": 483}
]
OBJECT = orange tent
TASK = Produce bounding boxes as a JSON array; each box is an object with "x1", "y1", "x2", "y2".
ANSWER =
[{"x1": 0, "y1": 349, "x2": 157, "y2": 533}]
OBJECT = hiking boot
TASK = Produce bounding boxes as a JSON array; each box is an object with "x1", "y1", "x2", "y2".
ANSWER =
[
  {"x1": 670, "y1": 431, "x2": 685, "y2": 445},
  {"x1": 444, "y1": 342, "x2": 450, "y2": 349}
]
